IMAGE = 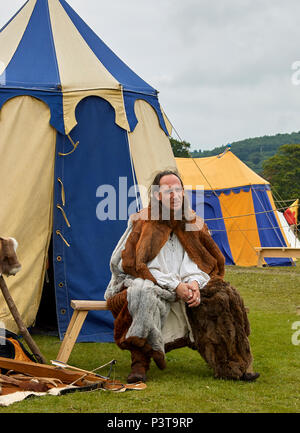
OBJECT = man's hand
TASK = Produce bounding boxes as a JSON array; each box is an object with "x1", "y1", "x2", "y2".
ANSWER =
[{"x1": 176, "y1": 281, "x2": 201, "y2": 307}]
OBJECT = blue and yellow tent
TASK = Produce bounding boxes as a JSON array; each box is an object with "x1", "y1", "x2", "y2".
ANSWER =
[
  {"x1": 0, "y1": 0, "x2": 176, "y2": 340},
  {"x1": 176, "y1": 151, "x2": 292, "y2": 267}
]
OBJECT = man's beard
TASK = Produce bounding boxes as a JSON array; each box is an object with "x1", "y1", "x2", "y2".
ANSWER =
[
  {"x1": 160, "y1": 202, "x2": 183, "y2": 221},
  {"x1": 147, "y1": 199, "x2": 187, "y2": 230}
]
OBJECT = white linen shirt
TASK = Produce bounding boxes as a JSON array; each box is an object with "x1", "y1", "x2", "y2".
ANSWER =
[
  {"x1": 146, "y1": 232, "x2": 210, "y2": 344},
  {"x1": 147, "y1": 232, "x2": 210, "y2": 292}
]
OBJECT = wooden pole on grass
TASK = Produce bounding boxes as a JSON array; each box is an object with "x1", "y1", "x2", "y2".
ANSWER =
[{"x1": 0, "y1": 275, "x2": 47, "y2": 364}]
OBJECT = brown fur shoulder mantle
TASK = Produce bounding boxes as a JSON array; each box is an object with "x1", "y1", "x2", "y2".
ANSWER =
[{"x1": 121, "y1": 207, "x2": 225, "y2": 282}]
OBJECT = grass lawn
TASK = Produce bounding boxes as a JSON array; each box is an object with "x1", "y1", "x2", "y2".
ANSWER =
[{"x1": 0, "y1": 264, "x2": 299, "y2": 413}]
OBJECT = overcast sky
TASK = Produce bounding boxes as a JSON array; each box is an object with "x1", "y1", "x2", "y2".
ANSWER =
[{"x1": 2, "y1": 0, "x2": 300, "y2": 150}]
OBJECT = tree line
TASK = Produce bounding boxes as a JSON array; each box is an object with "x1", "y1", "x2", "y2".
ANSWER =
[{"x1": 170, "y1": 132, "x2": 300, "y2": 208}]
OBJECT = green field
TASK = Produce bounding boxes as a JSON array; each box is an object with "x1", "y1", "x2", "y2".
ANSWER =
[{"x1": 1, "y1": 264, "x2": 299, "y2": 413}]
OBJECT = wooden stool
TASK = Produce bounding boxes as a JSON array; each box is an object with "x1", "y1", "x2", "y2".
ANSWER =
[
  {"x1": 57, "y1": 299, "x2": 250, "y2": 363},
  {"x1": 56, "y1": 300, "x2": 108, "y2": 363}
]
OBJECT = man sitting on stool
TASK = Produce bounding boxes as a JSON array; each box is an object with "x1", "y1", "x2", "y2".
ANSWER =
[{"x1": 105, "y1": 170, "x2": 259, "y2": 383}]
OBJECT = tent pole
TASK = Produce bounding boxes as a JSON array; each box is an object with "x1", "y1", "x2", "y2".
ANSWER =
[{"x1": 0, "y1": 276, "x2": 47, "y2": 364}]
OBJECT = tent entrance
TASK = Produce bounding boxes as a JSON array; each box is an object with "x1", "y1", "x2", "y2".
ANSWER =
[{"x1": 32, "y1": 238, "x2": 58, "y2": 336}]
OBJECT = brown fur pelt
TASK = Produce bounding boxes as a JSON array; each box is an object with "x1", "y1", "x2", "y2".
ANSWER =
[
  {"x1": 106, "y1": 289, "x2": 132, "y2": 347},
  {"x1": 186, "y1": 277, "x2": 252, "y2": 380},
  {"x1": 0, "y1": 237, "x2": 21, "y2": 276},
  {"x1": 107, "y1": 288, "x2": 167, "y2": 370}
]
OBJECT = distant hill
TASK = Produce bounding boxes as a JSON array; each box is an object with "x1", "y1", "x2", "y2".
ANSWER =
[{"x1": 190, "y1": 132, "x2": 300, "y2": 174}]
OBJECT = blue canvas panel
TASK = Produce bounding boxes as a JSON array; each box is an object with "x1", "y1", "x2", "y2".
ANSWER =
[
  {"x1": 59, "y1": 0, "x2": 156, "y2": 96},
  {"x1": 53, "y1": 96, "x2": 139, "y2": 342},
  {"x1": 251, "y1": 185, "x2": 293, "y2": 266},
  {"x1": 4, "y1": 0, "x2": 60, "y2": 90},
  {"x1": 187, "y1": 190, "x2": 234, "y2": 265}
]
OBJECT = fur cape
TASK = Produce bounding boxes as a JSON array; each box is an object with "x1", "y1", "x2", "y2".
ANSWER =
[{"x1": 121, "y1": 207, "x2": 225, "y2": 282}]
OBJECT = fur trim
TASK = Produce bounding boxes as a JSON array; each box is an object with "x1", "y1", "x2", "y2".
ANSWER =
[
  {"x1": 164, "y1": 336, "x2": 196, "y2": 353},
  {"x1": 107, "y1": 290, "x2": 132, "y2": 347},
  {"x1": 122, "y1": 207, "x2": 225, "y2": 281}
]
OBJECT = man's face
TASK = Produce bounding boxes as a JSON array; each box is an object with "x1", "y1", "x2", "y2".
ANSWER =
[{"x1": 156, "y1": 174, "x2": 184, "y2": 211}]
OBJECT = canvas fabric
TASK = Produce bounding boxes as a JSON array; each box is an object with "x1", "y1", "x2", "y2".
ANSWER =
[
  {"x1": 0, "y1": 0, "x2": 170, "y2": 136},
  {"x1": 128, "y1": 100, "x2": 177, "y2": 207},
  {"x1": 0, "y1": 96, "x2": 55, "y2": 332},
  {"x1": 0, "y1": 0, "x2": 36, "y2": 76},
  {"x1": 219, "y1": 189, "x2": 260, "y2": 266},
  {"x1": 176, "y1": 152, "x2": 292, "y2": 267}
]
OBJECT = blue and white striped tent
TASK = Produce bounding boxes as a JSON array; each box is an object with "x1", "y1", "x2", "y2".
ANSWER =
[{"x1": 0, "y1": 0, "x2": 176, "y2": 341}]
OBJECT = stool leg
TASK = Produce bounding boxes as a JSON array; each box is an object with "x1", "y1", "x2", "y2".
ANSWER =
[
  {"x1": 257, "y1": 252, "x2": 263, "y2": 267},
  {"x1": 56, "y1": 310, "x2": 88, "y2": 363}
]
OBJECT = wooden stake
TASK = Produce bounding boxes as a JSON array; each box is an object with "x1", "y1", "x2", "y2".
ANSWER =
[{"x1": 0, "y1": 275, "x2": 47, "y2": 364}]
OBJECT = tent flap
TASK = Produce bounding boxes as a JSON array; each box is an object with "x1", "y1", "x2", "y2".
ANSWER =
[
  {"x1": 219, "y1": 188, "x2": 261, "y2": 267},
  {"x1": 0, "y1": 96, "x2": 56, "y2": 332},
  {"x1": 251, "y1": 186, "x2": 292, "y2": 266}
]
